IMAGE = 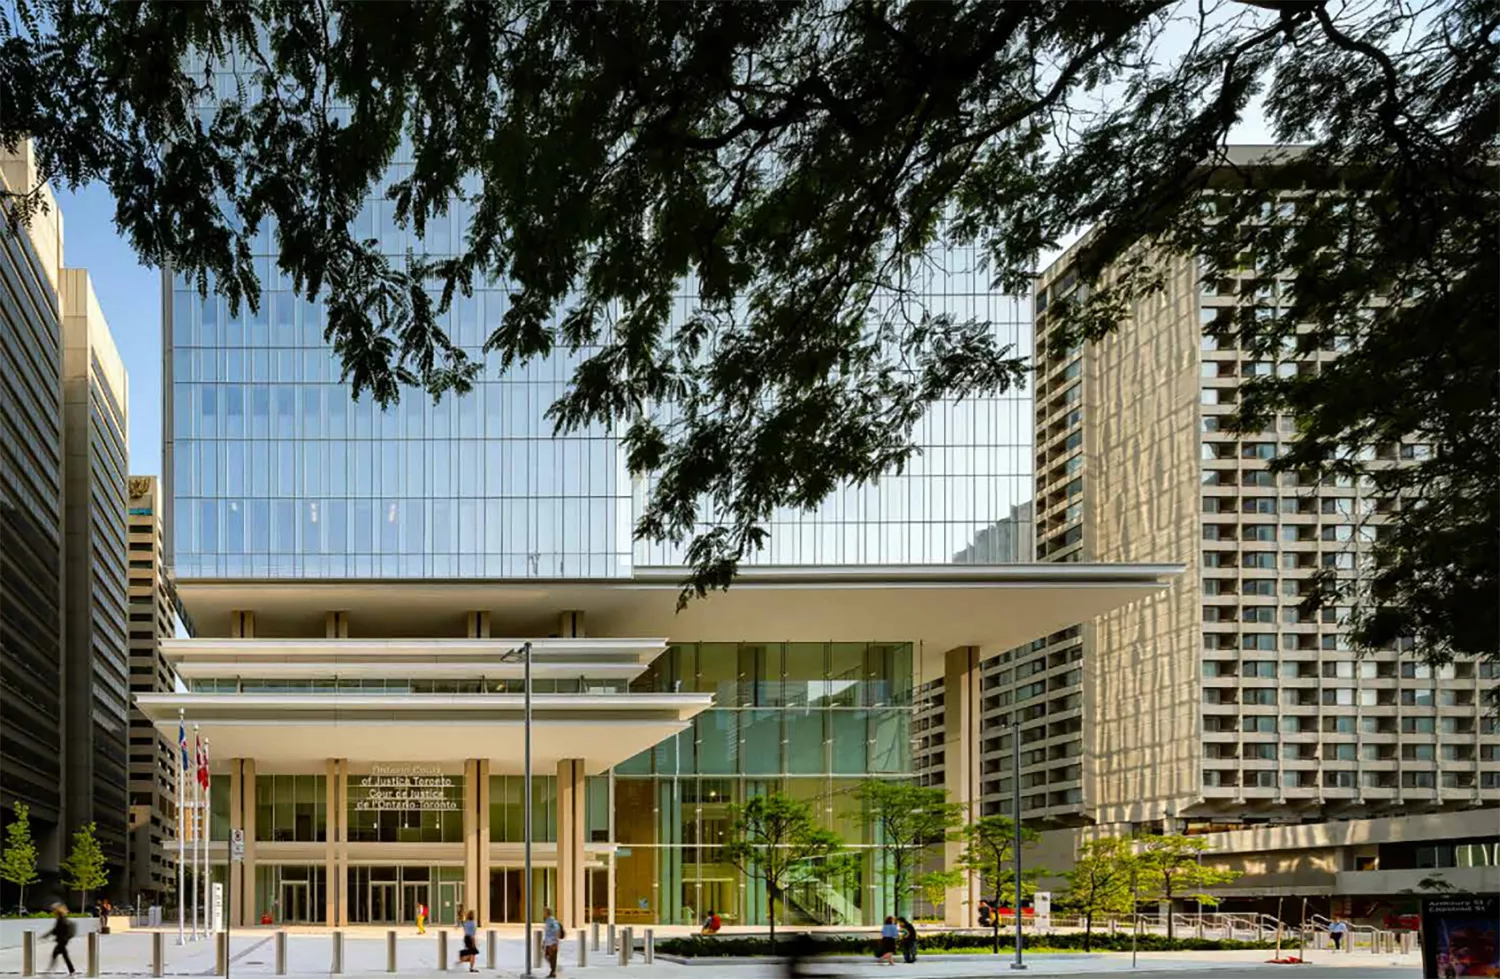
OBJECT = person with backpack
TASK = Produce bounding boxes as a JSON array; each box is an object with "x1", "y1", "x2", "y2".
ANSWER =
[
  {"x1": 542, "y1": 906, "x2": 565, "y2": 977},
  {"x1": 46, "y1": 904, "x2": 76, "y2": 977}
]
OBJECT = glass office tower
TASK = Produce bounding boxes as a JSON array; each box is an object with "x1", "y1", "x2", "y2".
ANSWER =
[{"x1": 163, "y1": 75, "x2": 1035, "y2": 925}]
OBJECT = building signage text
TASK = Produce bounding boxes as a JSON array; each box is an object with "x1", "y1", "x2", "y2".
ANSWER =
[{"x1": 353, "y1": 764, "x2": 460, "y2": 812}]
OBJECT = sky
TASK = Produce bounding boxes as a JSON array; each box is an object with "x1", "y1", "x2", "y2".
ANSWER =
[{"x1": 55, "y1": 183, "x2": 165, "y2": 476}]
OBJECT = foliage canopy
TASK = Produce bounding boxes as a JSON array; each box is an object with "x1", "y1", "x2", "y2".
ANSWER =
[{"x1": 1, "y1": 0, "x2": 1493, "y2": 658}]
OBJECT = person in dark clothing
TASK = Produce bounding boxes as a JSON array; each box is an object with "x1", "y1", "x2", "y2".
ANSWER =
[
  {"x1": 47, "y1": 905, "x2": 76, "y2": 976},
  {"x1": 784, "y1": 932, "x2": 820, "y2": 979},
  {"x1": 897, "y1": 917, "x2": 917, "y2": 963}
]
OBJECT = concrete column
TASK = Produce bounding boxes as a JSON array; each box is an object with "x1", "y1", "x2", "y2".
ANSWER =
[
  {"x1": 236, "y1": 760, "x2": 257, "y2": 926},
  {"x1": 476, "y1": 760, "x2": 492, "y2": 923},
  {"x1": 943, "y1": 646, "x2": 981, "y2": 927},
  {"x1": 324, "y1": 611, "x2": 349, "y2": 638},
  {"x1": 325, "y1": 760, "x2": 339, "y2": 926},
  {"x1": 555, "y1": 759, "x2": 587, "y2": 927},
  {"x1": 467, "y1": 612, "x2": 491, "y2": 639},
  {"x1": 229, "y1": 611, "x2": 256, "y2": 638},
  {"x1": 464, "y1": 760, "x2": 480, "y2": 920},
  {"x1": 335, "y1": 760, "x2": 349, "y2": 926},
  {"x1": 558, "y1": 611, "x2": 585, "y2": 638}
]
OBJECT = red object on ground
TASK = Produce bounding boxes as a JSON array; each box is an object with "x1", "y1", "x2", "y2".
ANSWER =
[
  {"x1": 1265, "y1": 957, "x2": 1305, "y2": 965},
  {"x1": 261, "y1": 912, "x2": 273, "y2": 925}
]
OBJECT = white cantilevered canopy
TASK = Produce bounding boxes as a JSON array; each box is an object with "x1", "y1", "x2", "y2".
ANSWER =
[
  {"x1": 174, "y1": 563, "x2": 1183, "y2": 676},
  {"x1": 134, "y1": 691, "x2": 713, "y2": 774}
]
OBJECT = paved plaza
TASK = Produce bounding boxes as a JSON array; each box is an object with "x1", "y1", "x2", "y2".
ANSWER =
[{"x1": 0, "y1": 928, "x2": 1423, "y2": 977}]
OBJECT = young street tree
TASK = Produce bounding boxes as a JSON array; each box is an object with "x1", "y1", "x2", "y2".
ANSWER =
[
  {"x1": 917, "y1": 870, "x2": 965, "y2": 920},
  {"x1": 1061, "y1": 836, "x2": 1136, "y2": 952},
  {"x1": 1, "y1": 1, "x2": 1493, "y2": 665},
  {"x1": 60, "y1": 823, "x2": 109, "y2": 910},
  {"x1": 1135, "y1": 835, "x2": 1240, "y2": 940},
  {"x1": 856, "y1": 780, "x2": 962, "y2": 918},
  {"x1": 0, "y1": 803, "x2": 41, "y2": 914},
  {"x1": 955, "y1": 815, "x2": 1046, "y2": 954},
  {"x1": 721, "y1": 793, "x2": 844, "y2": 952}
]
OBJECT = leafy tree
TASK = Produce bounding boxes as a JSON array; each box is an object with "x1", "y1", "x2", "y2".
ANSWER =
[
  {"x1": 955, "y1": 815, "x2": 1046, "y2": 954},
  {"x1": 60, "y1": 822, "x2": 109, "y2": 910},
  {"x1": 0, "y1": 803, "x2": 41, "y2": 913},
  {"x1": 1060, "y1": 837, "x2": 1136, "y2": 952},
  {"x1": 916, "y1": 870, "x2": 964, "y2": 918},
  {"x1": 856, "y1": 780, "x2": 961, "y2": 918},
  {"x1": 721, "y1": 793, "x2": 844, "y2": 952},
  {"x1": 1135, "y1": 835, "x2": 1240, "y2": 940},
  {"x1": 0, "y1": 0, "x2": 1492, "y2": 662}
]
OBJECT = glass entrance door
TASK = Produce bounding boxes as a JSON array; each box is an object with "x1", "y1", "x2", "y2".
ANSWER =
[
  {"x1": 438, "y1": 881, "x2": 463, "y2": 926},
  {"x1": 369, "y1": 882, "x2": 397, "y2": 923},
  {"x1": 279, "y1": 881, "x2": 311, "y2": 923},
  {"x1": 402, "y1": 883, "x2": 430, "y2": 926}
]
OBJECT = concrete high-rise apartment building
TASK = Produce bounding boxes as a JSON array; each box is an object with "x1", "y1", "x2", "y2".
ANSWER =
[
  {"x1": 61, "y1": 264, "x2": 131, "y2": 888},
  {"x1": 0, "y1": 143, "x2": 68, "y2": 867},
  {"x1": 932, "y1": 147, "x2": 1498, "y2": 912},
  {"x1": 126, "y1": 476, "x2": 183, "y2": 903}
]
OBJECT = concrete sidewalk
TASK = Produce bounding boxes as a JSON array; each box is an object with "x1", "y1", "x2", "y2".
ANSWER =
[{"x1": 0, "y1": 930, "x2": 1423, "y2": 977}]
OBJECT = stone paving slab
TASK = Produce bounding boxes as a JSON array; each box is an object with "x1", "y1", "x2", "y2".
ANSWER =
[{"x1": 0, "y1": 930, "x2": 1423, "y2": 978}]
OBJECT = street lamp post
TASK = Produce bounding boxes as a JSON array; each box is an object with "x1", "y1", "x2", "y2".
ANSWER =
[
  {"x1": 499, "y1": 641, "x2": 536, "y2": 977},
  {"x1": 1010, "y1": 716, "x2": 1026, "y2": 972}
]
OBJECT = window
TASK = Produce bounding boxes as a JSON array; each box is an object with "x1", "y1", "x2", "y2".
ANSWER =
[
  {"x1": 1245, "y1": 716, "x2": 1277, "y2": 733},
  {"x1": 1400, "y1": 689, "x2": 1436, "y2": 707},
  {"x1": 1322, "y1": 662, "x2": 1354, "y2": 679},
  {"x1": 1402, "y1": 771, "x2": 1436, "y2": 789},
  {"x1": 1241, "y1": 442, "x2": 1277, "y2": 459},
  {"x1": 1280, "y1": 716, "x2": 1307, "y2": 733},
  {"x1": 1402, "y1": 744, "x2": 1435, "y2": 761},
  {"x1": 1242, "y1": 471, "x2": 1276, "y2": 487},
  {"x1": 1400, "y1": 662, "x2": 1433, "y2": 679},
  {"x1": 1249, "y1": 771, "x2": 1278, "y2": 788},
  {"x1": 1324, "y1": 716, "x2": 1355, "y2": 734},
  {"x1": 1401, "y1": 717, "x2": 1436, "y2": 734},
  {"x1": 1243, "y1": 497, "x2": 1277, "y2": 514},
  {"x1": 1243, "y1": 524, "x2": 1276, "y2": 542},
  {"x1": 1243, "y1": 634, "x2": 1277, "y2": 651},
  {"x1": 1242, "y1": 580, "x2": 1276, "y2": 596},
  {"x1": 1321, "y1": 688, "x2": 1354, "y2": 706},
  {"x1": 1324, "y1": 771, "x2": 1356, "y2": 789},
  {"x1": 1329, "y1": 743, "x2": 1357, "y2": 761},
  {"x1": 1243, "y1": 661, "x2": 1277, "y2": 678},
  {"x1": 1244, "y1": 553, "x2": 1277, "y2": 569},
  {"x1": 1244, "y1": 743, "x2": 1277, "y2": 760},
  {"x1": 1241, "y1": 607, "x2": 1276, "y2": 623},
  {"x1": 1243, "y1": 689, "x2": 1276, "y2": 706}
]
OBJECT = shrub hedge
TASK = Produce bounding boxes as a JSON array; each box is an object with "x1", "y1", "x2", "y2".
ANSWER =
[{"x1": 656, "y1": 931, "x2": 1281, "y2": 957}]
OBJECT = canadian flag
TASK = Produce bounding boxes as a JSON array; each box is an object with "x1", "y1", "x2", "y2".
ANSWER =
[{"x1": 196, "y1": 733, "x2": 209, "y2": 790}]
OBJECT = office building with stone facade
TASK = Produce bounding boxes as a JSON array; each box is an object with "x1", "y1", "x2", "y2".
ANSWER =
[
  {"x1": 127, "y1": 475, "x2": 184, "y2": 903},
  {"x1": 926, "y1": 148, "x2": 1498, "y2": 919}
]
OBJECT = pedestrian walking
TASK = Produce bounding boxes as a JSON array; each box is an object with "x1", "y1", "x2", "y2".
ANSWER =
[
  {"x1": 46, "y1": 904, "x2": 76, "y2": 977},
  {"x1": 898, "y1": 917, "x2": 917, "y2": 963},
  {"x1": 459, "y1": 911, "x2": 479, "y2": 973},
  {"x1": 878, "y1": 915, "x2": 899, "y2": 965},
  {"x1": 1329, "y1": 915, "x2": 1348, "y2": 951},
  {"x1": 417, "y1": 902, "x2": 427, "y2": 934},
  {"x1": 542, "y1": 906, "x2": 564, "y2": 977}
]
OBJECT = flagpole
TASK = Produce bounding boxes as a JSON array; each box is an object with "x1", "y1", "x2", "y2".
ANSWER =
[
  {"x1": 193, "y1": 724, "x2": 201, "y2": 940},
  {"x1": 177, "y1": 709, "x2": 185, "y2": 946},
  {"x1": 203, "y1": 737, "x2": 212, "y2": 935}
]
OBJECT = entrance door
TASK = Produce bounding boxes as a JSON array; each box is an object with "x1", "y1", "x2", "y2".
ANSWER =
[
  {"x1": 438, "y1": 881, "x2": 463, "y2": 926},
  {"x1": 402, "y1": 883, "x2": 430, "y2": 926},
  {"x1": 280, "y1": 881, "x2": 311, "y2": 924},
  {"x1": 369, "y1": 882, "x2": 397, "y2": 923}
]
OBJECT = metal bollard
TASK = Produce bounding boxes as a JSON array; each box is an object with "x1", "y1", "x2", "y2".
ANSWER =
[
  {"x1": 534, "y1": 928, "x2": 544, "y2": 967},
  {"x1": 623, "y1": 926, "x2": 633, "y2": 962},
  {"x1": 1400, "y1": 931, "x2": 1414, "y2": 955},
  {"x1": 644, "y1": 928, "x2": 654, "y2": 964},
  {"x1": 437, "y1": 929, "x2": 448, "y2": 971},
  {"x1": 387, "y1": 929, "x2": 398, "y2": 973},
  {"x1": 578, "y1": 930, "x2": 588, "y2": 968},
  {"x1": 152, "y1": 931, "x2": 166, "y2": 978},
  {"x1": 617, "y1": 938, "x2": 629, "y2": 967},
  {"x1": 22, "y1": 930, "x2": 35, "y2": 977},
  {"x1": 275, "y1": 931, "x2": 287, "y2": 975},
  {"x1": 332, "y1": 930, "x2": 345, "y2": 974},
  {"x1": 213, "y1": 932, "x2": 226, "y2": 977},
  {"x1": 486, "y1": 930, "x2": 498, "y2": 971},
  {"x1": 591, "y1": 921, "x2": 600, "y2": 951},
  {"x1": 607, "y1": 923, "x2": 617, "y2": 954}
]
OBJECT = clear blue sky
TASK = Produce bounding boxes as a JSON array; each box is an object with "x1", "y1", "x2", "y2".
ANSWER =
[{"x1": 55, "y1": 183, "x2": 164, "y2": 477}]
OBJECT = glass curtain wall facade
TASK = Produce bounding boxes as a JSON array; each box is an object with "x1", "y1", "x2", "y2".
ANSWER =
[{"x1": 611, "y1": 642, "x2": 913, "y2": 927}]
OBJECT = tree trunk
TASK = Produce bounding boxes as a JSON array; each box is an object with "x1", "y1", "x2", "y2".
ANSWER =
[
  {"x1": 1165, "y1": 885, "x2": 1174, "y2": 941},
  {"x1": 1084, "y1": 910, "x2": 1093, "y2": 952},
  {"x1": 768, "y1": 889, "x2": 777, "y2": 955}
]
